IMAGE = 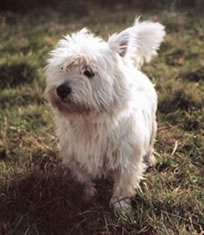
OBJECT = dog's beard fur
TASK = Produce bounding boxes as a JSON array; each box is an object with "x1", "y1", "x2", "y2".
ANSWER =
[{"x1": 45, "y1": 19, "x2": 165, "y2": 210}]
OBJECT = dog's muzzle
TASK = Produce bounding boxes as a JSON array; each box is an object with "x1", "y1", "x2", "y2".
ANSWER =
[{"x1": 56, "y1": 83, "x2": 72, "y2": 100}]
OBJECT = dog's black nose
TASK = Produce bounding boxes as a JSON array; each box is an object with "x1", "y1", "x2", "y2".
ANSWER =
[{"x1": 56, "y1": 84, "x2": 72, "y2": 99}]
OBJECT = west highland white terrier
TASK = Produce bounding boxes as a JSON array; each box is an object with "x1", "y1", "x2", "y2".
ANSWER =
[{"x1": 45, "y1": 18, "x2": 165, "y2": 210}]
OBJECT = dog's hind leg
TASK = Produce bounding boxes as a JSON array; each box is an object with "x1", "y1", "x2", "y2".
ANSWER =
[
  {"x1": 143, "y1": 120, "x2": 157, "y2": 168},
  {"x1": 143, "y1": 150, "x2": 156, "y2": 168}
]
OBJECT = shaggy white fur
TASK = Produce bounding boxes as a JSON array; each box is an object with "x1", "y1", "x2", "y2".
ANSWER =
[{"x1": 45, "y1": 18, "x2": 165, "y2": 210}]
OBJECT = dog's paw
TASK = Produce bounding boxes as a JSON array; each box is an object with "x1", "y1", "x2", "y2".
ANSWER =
[
  {"x1": 109, "y1": 197, "x2": 132, "y2": 214},
  {"x1": 83, "y1": 182, "x2": 96, "y2": 201},
  {"x1": 144, "y1": 153, "x2": 156, "y2": 169}
]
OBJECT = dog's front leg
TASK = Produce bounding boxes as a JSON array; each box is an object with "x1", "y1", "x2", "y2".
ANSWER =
[
  {"x1": 110, "y1": 159, "x2": 145, "y2": 210},
  {"x1": 67, "y1": 161, "x2": 96, "y2": 200}
]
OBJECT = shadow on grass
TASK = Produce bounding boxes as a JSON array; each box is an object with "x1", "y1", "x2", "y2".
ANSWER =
[
  {"x1": 0, "y1": 63, "x2": 36, "y2": 89},
  {"x1": 0, "y1": 157, "x2": 113, "y2": 235},
  {"x1": 1, "y1": 149, "x2": 184, "y2": 235}
]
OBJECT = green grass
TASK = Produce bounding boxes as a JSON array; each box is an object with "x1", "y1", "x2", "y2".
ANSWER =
[{"x1": 0, "y1": 7, "x2": 204, "y2": 235}]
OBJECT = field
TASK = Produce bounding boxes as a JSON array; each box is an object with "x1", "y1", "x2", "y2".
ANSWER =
[{"x1": 0, "y1": 6, "x2": 204, "y2": 235}]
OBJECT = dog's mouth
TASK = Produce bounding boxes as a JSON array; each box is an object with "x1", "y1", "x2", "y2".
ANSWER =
[{"x1": 60, "y1": 99, "x2": 91, "y2": 115}]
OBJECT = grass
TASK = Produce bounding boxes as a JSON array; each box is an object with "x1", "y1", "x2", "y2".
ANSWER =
[{"x1": 0, "y1": 6, "x2": 204, "y2": 235}]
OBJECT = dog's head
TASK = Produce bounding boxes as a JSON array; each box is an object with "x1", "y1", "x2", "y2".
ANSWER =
[{"x1": 45, "y1": 19, "x2": 165, "y2": 116}]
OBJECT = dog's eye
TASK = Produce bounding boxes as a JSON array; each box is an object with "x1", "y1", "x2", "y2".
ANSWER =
[{"x1": 83, "y1": 69, "x2": 94, "y2": 78}]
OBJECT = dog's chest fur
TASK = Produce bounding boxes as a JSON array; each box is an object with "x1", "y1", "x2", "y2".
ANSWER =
[{"x1": 56, "y1": 113, "x2": 135, "y2": 177}]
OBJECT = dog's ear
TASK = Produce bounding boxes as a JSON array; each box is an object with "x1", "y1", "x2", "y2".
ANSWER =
[
  {"x1": 108, "y1": 18, "x2": 165, "y2": 68},
  {"x1": 131, "y1": 19, "x2": 165, "y2": 67},
  {"x1": 108, "y1": 30, "x2": 130, "y2": 57}
]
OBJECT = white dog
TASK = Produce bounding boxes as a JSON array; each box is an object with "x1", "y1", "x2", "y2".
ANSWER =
[{"x1": 45, "y1": 18, "x2": 165, "y2": 210}]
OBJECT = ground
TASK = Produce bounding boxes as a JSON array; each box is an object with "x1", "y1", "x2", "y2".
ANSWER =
[{"x1": 0, "y1": 7, "x2": 204, "y2": 235}]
